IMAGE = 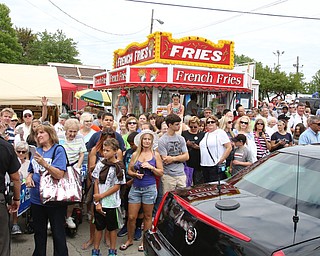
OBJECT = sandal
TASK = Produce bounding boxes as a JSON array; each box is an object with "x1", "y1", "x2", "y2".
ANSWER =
[
  {"x1": 138, "y1": 245, "x2": 144, "y2": 252},
  {"x1": 119, "y1": 243, "x2": 133, "y2": 251},
  {"x1": 81, "y1": 240, "x2": 93, "y2": 250}
]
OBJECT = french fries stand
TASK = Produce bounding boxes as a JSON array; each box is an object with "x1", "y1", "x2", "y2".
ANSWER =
[{"x1": 93, "y1": 32, "x2": 259, "y2": 116}]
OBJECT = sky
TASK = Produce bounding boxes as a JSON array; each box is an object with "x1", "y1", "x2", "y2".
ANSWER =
[{"x1": 2, "y1": 0, "x2": 320, "y2": 82}]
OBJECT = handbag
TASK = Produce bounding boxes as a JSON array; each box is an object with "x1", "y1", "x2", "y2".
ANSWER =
[
  {"x1": 184, "y1": 163, "x2": 194, "y2": 187},
  {"x1": 40, "y1": 145, "x2": 82, "y2": 205}
]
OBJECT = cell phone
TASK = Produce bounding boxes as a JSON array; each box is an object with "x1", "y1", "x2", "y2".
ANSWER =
[
  {"x1": 259, "y1": 132, "x2": 263, "y2": 137},
  {"x1": 29, "y1": 145, "x2": 36, "y2": 156}
]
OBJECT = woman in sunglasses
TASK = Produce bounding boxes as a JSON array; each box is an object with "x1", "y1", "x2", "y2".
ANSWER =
[
  {"x1": 11, "y1": 142, "x2": 30, "y2": 235},
  {"x1": 199, "y1": 115, "x2": 232, "y2": 183},
  {"x1": 234, "y1": 116, "x2": 257, "y2": 162},
  {"x1": 253, "y1": 118, "x2": 271, "y2": 160},
  {"x1": 182, "y1": 116, "x2": 205, "y2": 185},
  {"x1": 122, "y1": 117, "x2": 139, "y2": 150},
  {"x1": 167, "y1": 93, "x2": 184, "y2": 119}
]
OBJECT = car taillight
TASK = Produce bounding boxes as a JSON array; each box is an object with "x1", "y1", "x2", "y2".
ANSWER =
[
  {"x1": 174, "y1": 195, "x2": 251, "y2": 242},
  {"x1": 272, "y1": 251, "x2": 285, "y2": 256},
  {"x1": 152, "y1": 192, "x2": 169, "y2": 232}
]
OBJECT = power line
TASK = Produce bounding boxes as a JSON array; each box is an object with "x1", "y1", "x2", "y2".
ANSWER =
[
  {"x1": 126, "y1": 0, "x2": 320, "y2": 21},
  {"x1": 47, "y1": 0, "x2": 148, "y2": 36}
]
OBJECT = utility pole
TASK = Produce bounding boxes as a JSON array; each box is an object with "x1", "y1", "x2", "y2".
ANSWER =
[
  {"x1": 293, "y1": 56, "x2": 303, "y2": 97},
  {"x1": 273, "y1": 50, "x2": 284, "y2": 68}
]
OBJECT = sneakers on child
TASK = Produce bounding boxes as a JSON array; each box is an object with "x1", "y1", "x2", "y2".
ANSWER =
[
  {"x1": 108, "y1": 249, "x2": 117, "y2": 256},
  {"x1": 134, "y1": 227, "x2": 142, "y2": 241},
  {"x1": 66, "y1": 217, "x2": 76, "y2": 229},
  {"x1": 91, "y1": 249, "x2": 101, "y2": 256},
  {"x1": 11, "y1": 224, "x2": 22, "y2": 235},
  {"x1": 117, "y1": 225, "x2": 128, "y2": 237}
]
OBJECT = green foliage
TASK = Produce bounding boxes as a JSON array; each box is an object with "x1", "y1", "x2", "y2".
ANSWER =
[
  {"x1": 25, "y1": 29, "x2": 81, "y2": 65},
  {"x1": 306, "y1": 70, "x2": 320, "y2": 94},
  {"x1": 0, "y1": 4, "x2": 23, "y2": 63}
]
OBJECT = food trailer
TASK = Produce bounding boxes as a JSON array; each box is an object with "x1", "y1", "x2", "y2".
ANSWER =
[{"x1": 93, "y1": 32, "x2": 258, "y2": 116}]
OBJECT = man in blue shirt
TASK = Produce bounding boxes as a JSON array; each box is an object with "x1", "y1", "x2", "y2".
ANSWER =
[
  {"x1": 86, "y1": 112, "x2": 125, "y2": 152},
  {"x1": 299, "y1": 116, "x2": 320, "y2": 145}
]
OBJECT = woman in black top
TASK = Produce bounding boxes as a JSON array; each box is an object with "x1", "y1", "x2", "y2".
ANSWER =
[{"x1": 182, "y1": 116, "x2": 205, "y2": 185}]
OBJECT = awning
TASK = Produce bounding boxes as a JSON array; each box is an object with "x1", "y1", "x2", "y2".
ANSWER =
[
  {"x1": 59, "y1": 76, "x2": 77, "y2": 91},
  {"x1": 0, "y1": 63, "x2": 62, "y2": 106},
  {"x1": 104, "y1": 83, "x2": 251, "y2": 93}
]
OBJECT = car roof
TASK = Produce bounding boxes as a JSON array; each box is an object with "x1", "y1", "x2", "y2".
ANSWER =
[{"x1": 277, "y1": 144, "x2": 320, "y2": 159}]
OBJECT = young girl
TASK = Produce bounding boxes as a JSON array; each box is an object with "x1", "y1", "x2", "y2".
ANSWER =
[
  {"x1": 91, "y1": 138, "x2": 126, "y2": 256},
  {"x1": 167, "y1": 93, "x2": 184, "y2": 118}
]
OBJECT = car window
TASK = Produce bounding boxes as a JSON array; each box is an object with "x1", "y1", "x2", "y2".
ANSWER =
[{"x1": 236, "y1": 153, "x2": 320, "y2": 218}]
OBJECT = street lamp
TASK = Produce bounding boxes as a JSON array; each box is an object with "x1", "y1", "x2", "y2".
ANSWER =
[
  {"x1": 273, "y1": 50, "x2": 285, "y2": 68},
  {"x1": 150, "y1": 9, "x2": 164, "y2": 34}
]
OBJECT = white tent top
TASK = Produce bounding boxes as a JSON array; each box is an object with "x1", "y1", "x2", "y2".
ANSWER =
[{"x1": 0, "y1": 63, "x2": 62, "y2": 106}]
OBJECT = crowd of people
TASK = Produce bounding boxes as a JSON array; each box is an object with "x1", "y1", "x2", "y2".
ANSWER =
[{"x1": 1, "y1": 93, "x2": 320, "y2": 256}]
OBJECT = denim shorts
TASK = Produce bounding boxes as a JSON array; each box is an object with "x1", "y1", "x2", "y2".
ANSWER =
[{"x1": 128, "y1": 184, "x2": 157, "y2": 205}]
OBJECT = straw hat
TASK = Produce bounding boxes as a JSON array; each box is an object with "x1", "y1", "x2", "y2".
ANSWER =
[{"x1": 134, "y1": 129, "x2": 158, "y2": 149}]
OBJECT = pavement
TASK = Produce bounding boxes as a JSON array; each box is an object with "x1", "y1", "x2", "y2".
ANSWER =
[{"x1": 11, "y1": 215, "x2": 145, "y2": 256}]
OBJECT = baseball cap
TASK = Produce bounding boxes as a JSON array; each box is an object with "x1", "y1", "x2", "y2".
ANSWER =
[
  {"x1": 231, "y1": 134, "x2": 247, "y2": 144},
  {"x1": 11, "y1": 114, "x2": 19, "y2": 121},
  {"x1": 23, "y1": 109, "x2": 33, "y2": 117},
  {"x1": 59, "y1": 113, "x2": 69, "y2": 119}
]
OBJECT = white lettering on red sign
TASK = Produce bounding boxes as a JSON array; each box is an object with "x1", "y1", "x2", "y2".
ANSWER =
[
  {"x1": 169, "y1": 45, "x2": 222, "y2": 62},
  {"x1": 217, "y1": 73, "x2": 241, "y2": 85},
  {"x1": 94, "y1": 75, "x2": 106, "y2": 85},
  {"x1": 116, "y1": 46, "x2": 152, "y2": 68},
  {"x1": 176, "y1": 70, "x2": 213, "y2": 83},
  {"x1": 110, "y1": 71, "x2": 126, "y2": 83}
]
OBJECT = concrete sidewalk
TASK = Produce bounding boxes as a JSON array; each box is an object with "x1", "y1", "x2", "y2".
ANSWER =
[{"x1": 11, "y1": 217, "x2": 144, "y2": 256}]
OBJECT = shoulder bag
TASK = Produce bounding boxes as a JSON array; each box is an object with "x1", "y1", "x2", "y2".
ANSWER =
[{"x1": 40, "y1": 145, "x2": 82, "y2": 205}]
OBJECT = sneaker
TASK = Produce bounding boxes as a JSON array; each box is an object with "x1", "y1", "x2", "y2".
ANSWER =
[
  {"x1": 117, "y1": 225, "x2": 128, "y2": 237},
  {"x1": 108, "y1": 249, "x2": 117, "y2": 256},
  {"x1": 134, "y1": 227, "x2": 142, "y2": 241},
  {"x1": 66, "y1": 217, "x2": 76, "y2": 229},
  {"x1": 91, "y1": 249, "x2": 101, "y2": 256},
  {"x1": 11, "y1": 224, "x2": 22, "y2": 235}
]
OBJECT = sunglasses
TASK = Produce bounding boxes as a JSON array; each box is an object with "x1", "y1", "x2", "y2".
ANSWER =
[
  {"x1": 128, "y1": 122, "x2": 137, "y2": 125},
  {"x1": 256, "y1": 123, "x2": 264, "y2": 125},
  {"x1": 189, "y1": 126, "x2": 198, "y2": 129},
  {"x1": 240, "y1": 121, "x2": 248, "y2": 125},
  {"x1": 24, "y1": 114, "x2": 32, "y2": 118},
  {"x1": 227, "y1": 121, "x2": 233, "y2": 124},
  {"x1": 17, "y1": 150, "x2": 27, "y2": 154},
  {"x1": 172, "y1": 93, "x2": 180, "y2": 97},
  {"x1": 102, "y1": 131, "x2": 115, "y2": 136},
  {"x1": 206, "y1": 120, "x2": 216, "y2": 124},
  {"x1": 313, "y1": 123, "x2": 320, "y2": 126}
]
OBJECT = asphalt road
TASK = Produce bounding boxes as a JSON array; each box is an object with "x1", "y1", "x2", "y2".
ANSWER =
[{"x1": 11, "y1": 215, "x2": 144, "y2": 256}]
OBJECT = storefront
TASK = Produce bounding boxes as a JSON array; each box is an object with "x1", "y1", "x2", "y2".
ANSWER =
[{"x1": 94, "y1": 32, "x2": 258, "y2": 117}]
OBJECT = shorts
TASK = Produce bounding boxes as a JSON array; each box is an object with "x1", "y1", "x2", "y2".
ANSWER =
[
  {"x1": 94, "y1": 207, "x2": 118, "y2": 231},
  {"x1": 128, "y1": 184, "x2": 157, "y2": 205}
]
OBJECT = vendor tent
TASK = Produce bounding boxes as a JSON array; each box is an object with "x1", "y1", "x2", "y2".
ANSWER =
[
  {"x1": 59, "y1": 76, "x2": 77, "y2": 91},
  {"x1": 0, "y1": 63, "x2": 62, "y2": 106}
]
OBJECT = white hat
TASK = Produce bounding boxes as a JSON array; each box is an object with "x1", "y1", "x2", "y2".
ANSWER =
[
  {"x1": 23, "y1": 109, "x2": 33, "y2": 117},
  {"x1": 134, "y1": 129, "x2": 158, "y2": 149}
]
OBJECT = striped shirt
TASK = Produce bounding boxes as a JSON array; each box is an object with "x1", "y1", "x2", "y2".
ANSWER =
[{"x1": 254, "y1": 132, "x2": 270, "y2": 159}]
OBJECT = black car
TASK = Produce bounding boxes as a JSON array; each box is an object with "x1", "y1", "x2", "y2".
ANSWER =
[{"x1": 144, "y1": 145, "x2": 320, "y2": 256}]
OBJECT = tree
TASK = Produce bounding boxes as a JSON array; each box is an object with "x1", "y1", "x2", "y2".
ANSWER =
[
  {"x1": 15, "y1": 27, "x2": 37, "y2": 59},
  {"x1": 306, "y1": 70, "x2": 320, "y2": 94},
  {"x1": 25, "y1": 29, "x2": 81, "y2": 65},
  {"x1": 0, "y1": 4, "x2": 23, "y2": 63}
]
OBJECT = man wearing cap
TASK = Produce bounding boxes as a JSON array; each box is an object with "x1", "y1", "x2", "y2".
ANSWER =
[
  {"x1": 230, "y1": 134, "x2": 254, "y2": 175},
  {"x1": 15, "y1": 96, "x2": 48, "y2": 142},
  {"x1": 54, "y1": 113, "x2": 69, "y2": 135}
]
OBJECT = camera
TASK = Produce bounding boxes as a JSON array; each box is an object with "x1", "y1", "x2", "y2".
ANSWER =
[{"x1": 259, "y1": 132, "x2": 263, "y2": 137}]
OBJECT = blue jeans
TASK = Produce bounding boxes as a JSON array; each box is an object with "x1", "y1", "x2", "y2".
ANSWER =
[{"x1": 31, "y1": 203, "x2": 68, "y2": 256}]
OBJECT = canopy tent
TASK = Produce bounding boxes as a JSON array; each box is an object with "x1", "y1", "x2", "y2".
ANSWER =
[
  {"x1": 0, "y1": 63, "x2": 62, "y2": 106},
  {"x1": 59, "y1": 76, "x2": 77, "y2": 91}
]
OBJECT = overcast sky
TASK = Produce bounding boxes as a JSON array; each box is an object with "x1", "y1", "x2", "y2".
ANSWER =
[{"x1": 2, "y1": 0, "x2": 320, "y2": 82}]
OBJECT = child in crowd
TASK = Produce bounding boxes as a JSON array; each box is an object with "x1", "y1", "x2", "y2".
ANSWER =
[
  {"x1": 230, "y1": 134, "x2": 254, "y2": 175},
  {"x1": 91, "y1": 138, "x2": 126, "y2": 256}
]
